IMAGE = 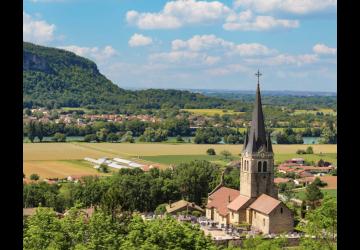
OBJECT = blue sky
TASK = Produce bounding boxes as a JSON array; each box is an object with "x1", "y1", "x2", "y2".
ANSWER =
[{"x1": 23, "y1": 0, "x2": 337, "y2": 92}]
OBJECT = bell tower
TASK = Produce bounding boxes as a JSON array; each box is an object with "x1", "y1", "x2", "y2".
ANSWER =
[{"x1": 240, "y1": 70, "x2": 277, "y2": 199}]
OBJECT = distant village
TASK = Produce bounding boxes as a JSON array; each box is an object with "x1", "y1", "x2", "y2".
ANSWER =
[{"x1": 23, "y1": 107, "x2": 248, "y2": 128}]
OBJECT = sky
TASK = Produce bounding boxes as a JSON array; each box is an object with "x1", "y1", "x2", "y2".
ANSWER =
[{"x1": 23, "y1": 0, "x2": 337, "y2": 92}]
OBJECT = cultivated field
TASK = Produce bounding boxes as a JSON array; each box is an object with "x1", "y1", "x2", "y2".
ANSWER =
[
  {"x1": 181, "y1": 109, "x2": 245, "y2": 116},
  {"x1": 24, "y1": 143, "x2": 337, "y2": 159},
  {"x1": 293, "y1": 109, "x2": 337, "y2": 116},
  {"x1": 23, "y1": 160, "x2": 108, "y2": 179},
  {"x1": 23, "y1": 142, "x2": 337, "y2": 179}
]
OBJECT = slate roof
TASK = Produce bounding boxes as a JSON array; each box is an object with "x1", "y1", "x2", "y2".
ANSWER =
[
  {"x1": 249, "y1": 194, "x2": 281, "y2": 215},
  {"x1": 243, "y1": 83, "x2": 273, "y2": 154}
]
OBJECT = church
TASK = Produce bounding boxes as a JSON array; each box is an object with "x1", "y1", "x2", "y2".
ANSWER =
[{"x1": 205, "y1": 72, "x2": 294, "y2": 234}]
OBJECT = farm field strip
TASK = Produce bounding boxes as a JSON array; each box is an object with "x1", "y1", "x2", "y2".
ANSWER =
[
  {"x1": 24, "y1": 143, "x2": 337, "y2": 160},
  {"x1": 23, "y1": 143, "x2": 337, "y2": 179},
  {"x1": 181, "y1": 109, "x2": 245, "y2": 116},
  {"x1": 23, "y1": 160, "x2": 108, "y2": 179}
]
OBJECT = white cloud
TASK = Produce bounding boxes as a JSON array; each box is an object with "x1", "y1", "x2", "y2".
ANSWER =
[
  {"x1": 172, "y1": 34, "x2": 232, "y2": 51},
  {"x1": 30, "y1": 0, "x2": 66, "y2": 2},
  {"x1": 23, "y1": 11, "x2": 56, "y2": 44},
  {"x1": 245, "y1": 53, "x2": 318, "y2": 66},
  {"x1": 128, "y1": 33, "x2": 153, "y2": 47},
  {"x1": 232, "y1": 43, "x2": 276, "y2": 56},
  {"x1": 171, "y1": 34, "x2": 275, "y2": 56},
  {"x1": 234, "y1": 0, "x2": 337, "y2": 15},
  {"x1": 223, "y1": 14, "x2": 299, "y2": 31},
  {"x1": 126, "y1": 0, "x2": 231, "y2": 29},
  {"x1": 149, "y1": 51, "x2": 220, "y2": 65},
  {"x1": 58, "y1": 45, "x2": 118, "y2": 63},
  {"x1": 206, "y1": 64, "x2": 250, "y2": 76},
  {"x1": 313, "y1": 43, "x2": 337, "y2": 55}
]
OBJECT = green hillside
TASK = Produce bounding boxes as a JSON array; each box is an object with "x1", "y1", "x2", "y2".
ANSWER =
[{"x1": 23, "y1": 42, "x2": 244, "y2": 112}]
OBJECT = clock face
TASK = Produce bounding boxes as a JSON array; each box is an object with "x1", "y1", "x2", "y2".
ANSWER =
[{"x1": 260, "y1": 152, "x2": 265, "y2": 158}]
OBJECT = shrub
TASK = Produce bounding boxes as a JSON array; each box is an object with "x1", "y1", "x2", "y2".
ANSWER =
[
  {"x1": 30, "y1": 173, "x2": 40, "y2": 181},
  {"x1": 98, "y1": 164, "x2": 110, "y2": 173},
  {"x1": 220, "y1": 150, "x2": 232, "y2": 160},
  {"x1": 191, "y1": 211, "x2": 202, "y2": 217},
  {"x1": 296, "y1": 149, "x2": 306, "y2": 154},
  {"x1": 176, "y1": 135, "x2": 184, "y2": 142},
  {"x1": 306, "y1": 146, "x2": 314, "y2": 154},
  {"x1": 206, "y1": 148, "x2": 216, "y2": 155},
  {"x1": 52, "y1": 133, "x2": 66, "y2": 142}
]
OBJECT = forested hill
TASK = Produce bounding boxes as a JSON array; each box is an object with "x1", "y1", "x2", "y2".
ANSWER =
[{"x1": 23, "y1": 42, "x2": 242, "y2": 112}]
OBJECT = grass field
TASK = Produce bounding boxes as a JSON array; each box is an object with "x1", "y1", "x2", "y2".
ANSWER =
[
  {"x1": 24, "y1": 143, "x2": 336, "y2": 159},
  {"x1": 293, "y1": 109, "x2": 337, "y2": 116},
  {"x1": 60, "y1": 107, "x2": 92, "y2": 113},
  {"x1": 23, "y1": 142, "x2": 337, "y2": 179},
  {"x1": 181, "y1": 109, "x2": 245, "y2": 116},
  {"x1": 294, "y1": 189, "x2": 337, "y2": 200},
  {"x1": 274, "y1": 153, "x2": 337, "y2": 165},
  {"x1": 141, "y1": 155, "x2": 238, "y2": 166},
  {"x1": 23, "y1": 160, "x2": 110, "y2": 179}
]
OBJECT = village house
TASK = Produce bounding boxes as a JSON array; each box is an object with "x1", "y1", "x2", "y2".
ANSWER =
[
  {"x1": 205, "y1": 79, "x2": 294, "y2": 234},
  {"x1": 274, "y1": 177, "x2": 292, "y2": 185},
  {"x1": 278, "y1": 164, "x2": 334, "y2": 176},
  {"x1": 166, "y1": 200, "x2": 204, "y2": 216}
]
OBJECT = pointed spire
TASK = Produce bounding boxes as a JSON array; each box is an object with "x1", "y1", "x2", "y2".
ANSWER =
[
  {"x1": 244, "y1": 70, "x2": 269, "y2": 154},
  {"x1": 266, "y1": 132, "x2": 273, "y2": 153}
]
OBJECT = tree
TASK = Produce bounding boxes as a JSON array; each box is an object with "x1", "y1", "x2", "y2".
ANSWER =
[
  {"x1": 319, "y1": 127, "x2": 337, "y2": 144},
  {"x1": 298, "y1": 196, "x2": 337, "y2": 249},
  {"x1": 313, "y1": 177, "x2": 327, "y2": 187},
  {"x1": 305, "y1": 182, "x2": 324, "y2": 209},
  {"x1": 36, "y1": 122, "x2": 44, "y2": 142},
  {"x1": 96, "y1": 128, "x2": 109, "y2": 142},
  {"x1": 98, "y1": 164, "x2": 110, "y2": 173},
  {"x1": 30, "y1": 173, "x2": 40, "y2": 181},
  {"x1": 176, "y1": 135, "x2": 184, "y2": 142},
  {"x1": 122, "y1": 131, "x2": 135, "y2": 143},
  {"x1": 296, "y1": 149, "x2": 306, "y2": 154},
  {"x1": 317, "y1": 159, "x2": 325, "y2": 167},
  {"x1": 240, "y1": 235, "x2": 288, "y2": 249},
  {"x1": 28, "y1": 121, "x2": 36, "y2": 143},
  {"x1": 52, "y1": 132, "x2": 66, "y2": 142},
  {"x1": 306, "y1": 146, "x2": 314, "y2": 154},
  {"x1": 120, "y1": 215, "x2": 216, "y2": 250},
  {"x1": 220, "y1": 150, "x2": 232, "y2": 160},
  {"x1": 106, "y1": 133, "x2": 119, "y2": 142},
  {"x1": 191, "y1": 211, "x2": 202, "y2": 217},
  {"x1": 154, "y1": 204, "x2": 167, "y2": 215},
  {"x1": 206, "y1": 148, "x2": 216, "y2": 155},
  {"x1": 23, "y1": 208, "x2": 65, "y2": 249},
  {"x1": 84, "y1": 134, "x2": 98, "y2": 142}
]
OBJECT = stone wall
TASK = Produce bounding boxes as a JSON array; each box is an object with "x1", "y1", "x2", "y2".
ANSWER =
[{"x1": 268, "y1": 203, "x2": 294, "y2": 234}]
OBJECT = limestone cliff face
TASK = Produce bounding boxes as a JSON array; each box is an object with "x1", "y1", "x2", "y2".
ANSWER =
[
  {"x1": 23, "y1": 51, "x2": 54, "y2": 74},
  {"x1": 23, "y1": 42, "x2": 100, "y2": 75}
]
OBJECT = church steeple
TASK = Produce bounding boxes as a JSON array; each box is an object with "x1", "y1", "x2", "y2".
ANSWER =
[{"x1": 243, "y1": 70, "x2": 272, "y2": 154}]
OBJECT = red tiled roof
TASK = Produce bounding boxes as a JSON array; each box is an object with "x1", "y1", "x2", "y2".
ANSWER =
[
  {"x1": 227, "y1": 195, "x2": 251, "y2": 211},
  {"x1": 206, "y1": 187, "x2": 239, "y2": 216},
  {"x1": 274, "y1": 177, "x2": 291, "y2": 184},
  {"x1": 249, "y1": 194, "x2": 281, "y2": 215}
]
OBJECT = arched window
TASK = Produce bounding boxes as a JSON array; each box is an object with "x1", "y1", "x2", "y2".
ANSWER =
[
  {"x1": 263, "y1": 161, "x2": 267, "y2": 172},
  {"x1": 258, "y1": 161, "x2": 262, "y2": 172},
  {"x1": 280, "y1": 207, "x2": 283, "y2": 214}
]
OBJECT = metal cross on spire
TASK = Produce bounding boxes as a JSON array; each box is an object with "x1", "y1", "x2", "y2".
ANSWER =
[{"x1": 255, "y1": 69, "x2": 262, "y2": 85}]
